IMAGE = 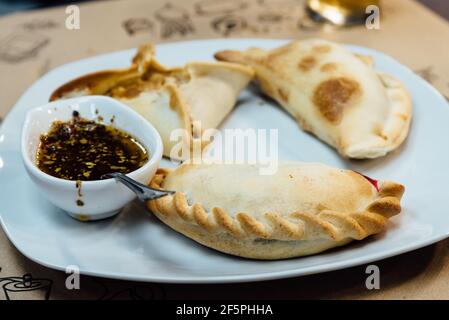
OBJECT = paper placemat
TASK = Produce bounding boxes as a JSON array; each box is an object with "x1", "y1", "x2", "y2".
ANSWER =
[{"x1": 1, "y1": 0, "x2": 449, "y2": 300}]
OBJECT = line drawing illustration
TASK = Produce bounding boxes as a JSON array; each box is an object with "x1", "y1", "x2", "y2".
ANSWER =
[
  {"x1": 0, "y1": 32, "x2": 49, "y2": 63},
  {"x1": 93, "y1": 278, "x2": 166, "y2": 300},
  {"x1": 0, "y1": 274, "x2": 53, "y2": 300},
  {"x1": 257, "y1": 0, "x2": 302, "y2": 33},
  {"x1": 413, "y1": 67, "x2": 449, "y2": 101},
  {"x1": 194, "y1": 0, "x2": 248, "y2": 16},
  {"x1": 258, "y1": 12, "x2": 284, "y2": 24},
  {"x1": 122, "y1": 18, "x2": 155, "y2": 36},
  {"x1": 297, "y1": 12, "x2": 323, "y2": 31},
  {"x1": 258, "y1": 0, "x2": 301, "y2": 8},
  {"x1": 415, "y1": 66, "x2": 438, "y2": 84},
  {"x1": 155, "y1": 3, "x2": 195, "y2": 39},
  {"x1": 257, "y1": 0, "x2": 301, "y2": 15},
  {"x1": 21, "y1": 19, "x2": 59, "y2": 30},
  {"x1": 211, "y1": 14, "x2": 247, "y2": 36}
]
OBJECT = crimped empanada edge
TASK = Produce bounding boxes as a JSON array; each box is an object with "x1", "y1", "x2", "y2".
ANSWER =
[
  {"x1": 215, "y1": 46, "x2": 413, "y2": 160},
  {"x1": 147, "y1": 168, "x2": 404, "y2": 258},
  {"x1": 341, "y1": 72, "x2": 413, "y2": 159},
  {"x1": 48, "y1": 44, "x2": 254, "y2": 161}
]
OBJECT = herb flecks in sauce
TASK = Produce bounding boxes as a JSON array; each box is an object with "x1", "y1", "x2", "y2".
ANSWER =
[{"x1": 36, "y1": 113, "x2": 148, "y2": 181}]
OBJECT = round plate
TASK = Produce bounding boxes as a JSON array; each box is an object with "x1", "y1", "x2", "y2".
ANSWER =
[{"x1": 1, "y1": 39, "x2": 448, "y2": 283}]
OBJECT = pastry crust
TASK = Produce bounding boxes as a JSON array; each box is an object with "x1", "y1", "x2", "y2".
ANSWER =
[
  {"x1": 215, "y1": 39, "x2": 413, "y2": 159},
  {"x1": 148, "y1": 162, "x2": 404, "y2": 259},
  {"x1": 50, "y1": 44, "x2": 254, "y2": 160}
]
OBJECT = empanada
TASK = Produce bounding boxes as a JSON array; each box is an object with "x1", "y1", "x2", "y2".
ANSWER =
[
  {"x1": 50, "y1": 44, "x2": 254, "y2": 160},
  {"x1": 148, "y1": 162, "x2": 404, "y2": 259},
  {"x1": 215, "y1": 39, "x2": 412, "y2": 159}
]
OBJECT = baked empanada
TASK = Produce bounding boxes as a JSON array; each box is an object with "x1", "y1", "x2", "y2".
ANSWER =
[
  {"x1": 148, "y1": 162, "x2": 404, "y2": 259},
  {"x1": 50, "y1": 44, "x2": 254, "y2": 160},
  {"x1": 215, "y1": 39, "x2": 412, "y2": 159}
]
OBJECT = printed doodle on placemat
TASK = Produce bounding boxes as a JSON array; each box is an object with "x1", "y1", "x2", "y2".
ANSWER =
[
  {"x1": 93, "y1": 278, "x2": 166, "y2": 300},
  {"x1": 0, "y1": 31, "x2": 49, "y2": 63},
  {"x1": 21, "y1": 18, "x2": 59, "y2": 31},
  {"x1": 155, "y1": 3, "x2": 195, "y2": 39},
  {"x1": 211, "y1": 15, "x2": 247, "y2": 36},
  {"x1": 415, "y1": 66, "x2": 438, "y2": 84},
  {"x1": 194, "y1": 0, "x2": 248, "y2": 16},
  {"x1": 122, "y1": 18, "x2": 155, "y2": 36},
  {"x1": 257, "y1": 0, "x2": 300, "y2": 22},
  {"x1": 414, "y1": 66, "x2": 449, "y2": 102},
  {"x1": 0, "y1": 274, "x2": 52, "y2": 300},
  {"x1": 194, "y1": 0, "x2": 249, "y2": 37}
]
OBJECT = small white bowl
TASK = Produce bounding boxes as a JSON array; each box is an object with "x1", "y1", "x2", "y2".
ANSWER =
[{"x1": 21, "y1": 96, "x2": 163, "y2": 221}]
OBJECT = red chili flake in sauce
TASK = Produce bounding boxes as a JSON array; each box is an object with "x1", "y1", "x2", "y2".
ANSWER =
[{"x1": 36, "y1": 112, "x2": 149, "y2": 181}]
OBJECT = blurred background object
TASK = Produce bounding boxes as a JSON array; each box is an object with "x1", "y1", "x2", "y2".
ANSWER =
[
  {"x1": 0, "y1": 0, "x2": 448, "y2": 23},
  {"x1": 0, "y1": 0, "x2": 90, "y2": 15},
  {"x1": 306, "y1": 0, "x2": 380, "y2": 25},
  {"x1": 0, "y1": 0, "x2": 449, "y2": 24}
]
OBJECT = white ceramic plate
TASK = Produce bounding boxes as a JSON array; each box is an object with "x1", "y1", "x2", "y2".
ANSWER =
[{"x1": 1, "y1": 39, "x2": 448, "y2": 283}]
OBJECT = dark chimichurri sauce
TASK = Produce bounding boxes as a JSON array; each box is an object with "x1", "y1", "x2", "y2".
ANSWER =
[{"x1": 36, "y1": 112, "x2": 149, "y2": 181}]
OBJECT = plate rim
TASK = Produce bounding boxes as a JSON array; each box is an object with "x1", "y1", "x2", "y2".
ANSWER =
[
  {"x1": 1, "y1": 38, "x2": 449, "y2": 283},
  {"x1": 2, "y1": 210, "x2": 448, "y2": 283}
]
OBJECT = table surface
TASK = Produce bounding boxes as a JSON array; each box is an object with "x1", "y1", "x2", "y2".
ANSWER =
[
  {"x1": 1, "y1": 0, "x2": 449, "y2": 300},
  {"x1": 418, "y1": 0, "x2": 449, "y2": 20}
]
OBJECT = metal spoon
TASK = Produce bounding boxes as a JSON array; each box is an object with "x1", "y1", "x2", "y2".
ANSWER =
[{"x1": 102, "y1": 172, "x2": 175, "y2": 201}]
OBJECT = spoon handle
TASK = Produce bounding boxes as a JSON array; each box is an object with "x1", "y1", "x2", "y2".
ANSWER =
[{"x1": 102, "y1": 172, "x2": 175, "y2": 201}]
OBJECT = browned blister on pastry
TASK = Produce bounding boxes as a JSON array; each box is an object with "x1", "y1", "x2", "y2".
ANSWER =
[
  {"x1": 215, "y1": 39, "x2": 412, "y2": 159},
  {"x1": 148, "y1": 162, "x2": 404, "y2": 259}
]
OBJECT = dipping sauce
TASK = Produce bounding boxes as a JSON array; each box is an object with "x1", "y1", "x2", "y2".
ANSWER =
[{"x1": 36, "y1": 112, "x2": 149, "y2": 181}]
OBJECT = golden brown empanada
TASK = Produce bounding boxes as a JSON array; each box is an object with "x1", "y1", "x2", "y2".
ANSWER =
[
  {"x1": 148, "y1": 161, "x2": 404, "y2": 259},
  {"x1": 50, "y1": 44, "x2": 254, "y2": 160},
  {"x1": 215, "y1": 39, "x2": 412, "y2": 159}
]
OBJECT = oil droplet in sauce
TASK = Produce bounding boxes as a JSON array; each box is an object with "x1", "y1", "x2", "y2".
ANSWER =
[{"x1": 36, "y1": 112, "x2": 149, "y2": 181}]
